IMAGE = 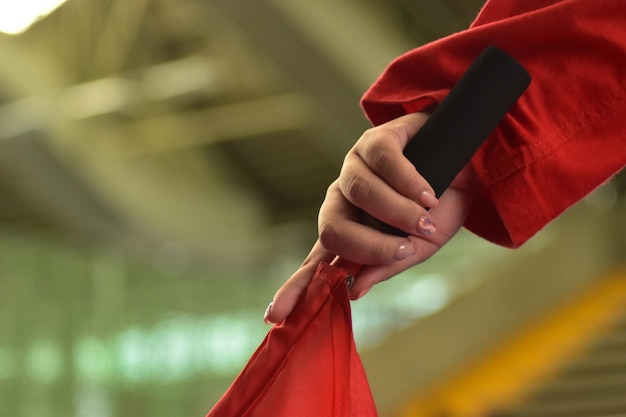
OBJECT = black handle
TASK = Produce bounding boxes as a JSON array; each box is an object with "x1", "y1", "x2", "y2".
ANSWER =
[
  {"x1": 405, "y1": 46, "x2": 530, "y2": 196},
  {"x1": 366, "y1": 45, "x2": 531, "y2": 237}
]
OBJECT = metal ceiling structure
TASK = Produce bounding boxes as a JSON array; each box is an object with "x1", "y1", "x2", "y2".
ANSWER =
[{"x1": 0, "y1": 0, "x2": 484, "y2": 263}]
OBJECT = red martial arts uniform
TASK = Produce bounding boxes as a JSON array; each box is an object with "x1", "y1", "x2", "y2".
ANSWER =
[
  {"x1": 208, "y1": 2, "x2": 626, "y2": 416},
  {"x1": 362, "y1": 0, "x2": 626, "y2": 248}
]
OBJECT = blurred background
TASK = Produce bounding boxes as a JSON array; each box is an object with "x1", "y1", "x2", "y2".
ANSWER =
[{"x1": 0, "y1": 1, "x2": 624, "y2": 416}]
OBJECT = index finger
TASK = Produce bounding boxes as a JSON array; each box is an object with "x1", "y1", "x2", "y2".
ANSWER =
[{"x1": 355, "y1": 112, "x2": 434, "y2": 203}]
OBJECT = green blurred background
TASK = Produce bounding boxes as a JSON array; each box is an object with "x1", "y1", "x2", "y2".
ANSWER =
[{"x1": 0, "y1": 1, "x2": 624, "y2": 417}]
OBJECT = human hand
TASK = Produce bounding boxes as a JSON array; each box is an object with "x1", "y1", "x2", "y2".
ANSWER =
[{"x1": 264, "y1": 112, "x2": 481, "y2": 324}]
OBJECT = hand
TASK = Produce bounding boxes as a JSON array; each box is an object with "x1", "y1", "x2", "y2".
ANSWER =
[{"x1": 264, "y1": 112, "x2": 481, "y2": 323}]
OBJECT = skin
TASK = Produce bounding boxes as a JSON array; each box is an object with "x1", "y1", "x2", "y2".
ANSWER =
[{"x1": 265, "y1": 112, "x2": 482, "y2": 324}]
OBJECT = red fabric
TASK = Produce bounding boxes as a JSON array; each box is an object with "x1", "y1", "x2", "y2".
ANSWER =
[
  {"x1": 207, "y1": 262, "x2": 378, "y2": 417},
  {"x1": 362, "y1": 0, "x2": 626, "y2": 248}
]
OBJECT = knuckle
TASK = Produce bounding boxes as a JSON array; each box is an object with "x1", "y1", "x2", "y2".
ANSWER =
[
  {"x1": 360, "y1": 127, "x2": 403, "y2": 175},
  {"x1": 366, "y1": 133, "x2": 393, "y2": 168},
  {"x1": 370, "y1": 147, "x2": 394, "y2": 174},
  {"x1": 360, "y1": 126, "x2": 379, "y2": 142},
  {"x1": 365, "y1": 241, "x2": 393, "y2": 264},
  {"x1": 367, "y1": 129, "x2": 419, "y2": 192},
  {"x1": 318, "y1": 220, "x2": 341, "y2": 252},
  {"x1": 342, "y1": 173, "x2": 371, "y2": 204}
]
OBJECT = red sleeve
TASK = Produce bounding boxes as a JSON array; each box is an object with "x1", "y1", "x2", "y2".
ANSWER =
[{"x1": 361, "y1": 0, "x2": 626, "y2": 248}]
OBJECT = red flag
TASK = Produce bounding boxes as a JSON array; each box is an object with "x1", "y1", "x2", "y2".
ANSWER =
[{"x1": 207, "y1": 261, "x2": 378, "y2": 417}]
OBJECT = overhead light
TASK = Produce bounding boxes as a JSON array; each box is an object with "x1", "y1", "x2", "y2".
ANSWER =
[{"x1": 0, "y1": 0, "x2": 68, "y2": 35}]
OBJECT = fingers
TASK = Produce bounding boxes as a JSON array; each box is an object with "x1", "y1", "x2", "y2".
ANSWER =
[
  {"x1": 318, "y1": 181, "x2": 419, "y2": 265},
  {"x1": 346, "y1": 165, "x2": 482, "y2": 300},
  {"x1": 346, "y1": 236, "x2": 436, "y2": 300},
  {"x1": 339, "y1": 113, "x2": 440, "y2": 236},
  {"x1": 356, "y1": 113, "x2": 436, "y2": 205},
  {"x1": 345, "y1": 188, "x2": 465, "y2": 300},
  {"x1": 268, "y1": 111, "x2": 466, "y2": 322},
  {"x1": 264, "y1": 240, "x2": 335, "y2": 324},
  {"x1": 339, "y1": 155, "x2": 436, "y2": 237}
]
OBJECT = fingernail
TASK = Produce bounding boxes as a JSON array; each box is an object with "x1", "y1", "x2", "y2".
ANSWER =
[
  {"x1": 418, "y1": 190, "x2": 439, "y2": 209},
  {"x1": 396, "y1": 240, "x2": 416, "y2": 260},
  {"x1": 417, "y1": 216, "x2": 436, "y2": 235},
  {"x1": 357, "y1": 288, "x2": 371, "y2": 299},
  {"x1": 263, "y1": 302, "x2": 273, "y2": 324}
]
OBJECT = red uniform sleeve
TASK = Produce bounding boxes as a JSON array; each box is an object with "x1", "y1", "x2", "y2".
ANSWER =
[{"x1": 361, "y1": 0, "x2": 626, "y2": 248}]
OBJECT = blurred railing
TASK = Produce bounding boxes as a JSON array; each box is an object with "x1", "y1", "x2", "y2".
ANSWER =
[{"x1": 395, "y1": 268, "x2": 626, "y2": 417}]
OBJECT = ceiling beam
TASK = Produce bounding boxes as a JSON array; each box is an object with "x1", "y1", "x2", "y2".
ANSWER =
[{"x1": 211, "y1": 0, "x2": 373, "y2": 156}]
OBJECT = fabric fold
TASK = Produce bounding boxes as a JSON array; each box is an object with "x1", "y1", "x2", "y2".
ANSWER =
[{"x1": 207, "y1": 262, "x2": 378, "y2": 417}]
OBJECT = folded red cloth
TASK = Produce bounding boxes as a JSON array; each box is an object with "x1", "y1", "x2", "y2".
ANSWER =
[
  {"x1": 207, "y1": 261, "x2": 378, "y2": 417},
  {"x1": 361, "y1": 0, "x2": 626, "y2": 248}
]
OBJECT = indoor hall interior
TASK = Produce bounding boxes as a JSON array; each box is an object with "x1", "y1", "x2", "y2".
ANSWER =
[{"x1": 0, "y1": 1, "x2": 624, "y2": 416}]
